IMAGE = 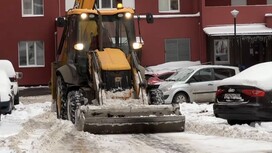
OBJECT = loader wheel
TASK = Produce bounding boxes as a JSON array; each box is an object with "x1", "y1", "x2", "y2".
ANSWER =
[
  {"x1": 173, "y1": 92, "x2": 189, "y2": 104},
  {"x1": 67, "y1": 90, "x2": 83, "y2": 124},
  {"x1": 56, "y1": 76, "x2": 68, "y2": 120}
]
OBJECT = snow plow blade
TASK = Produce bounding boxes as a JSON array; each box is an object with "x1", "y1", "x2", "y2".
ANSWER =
[{"x1": 79, "y1": 105, "x2": 185, "y2": 134}]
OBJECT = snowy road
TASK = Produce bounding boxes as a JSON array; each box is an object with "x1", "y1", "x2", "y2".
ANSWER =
[{"x1": 1, "y1": 95, "x2": 272, "y2": 153}]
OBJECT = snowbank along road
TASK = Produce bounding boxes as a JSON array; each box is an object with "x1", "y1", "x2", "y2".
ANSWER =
[{"x1": 1, "y1": 93, "x2": 272, "y2": 153}]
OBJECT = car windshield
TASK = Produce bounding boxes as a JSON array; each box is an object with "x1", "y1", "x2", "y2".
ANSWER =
[{"x1": 166, "y1": 68, "x2": 194, "y2": 81}]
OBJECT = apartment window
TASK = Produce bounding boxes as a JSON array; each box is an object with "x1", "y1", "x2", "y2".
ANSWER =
[
  {"x1": 165, "y1": 38, "x2": 190, "y2": 62},
  {"x1": 19, "y1": 41, "x2": 45, "y2": 67},
  {"x1": 159, "y1": 0, "x2": 180, "y2": 13},
  {"x1": 231, "y1": 0, "x2": 247, "y2": 6},
  {"x1": 22, "y1": 0, "x2": 44, "y2": 16}
]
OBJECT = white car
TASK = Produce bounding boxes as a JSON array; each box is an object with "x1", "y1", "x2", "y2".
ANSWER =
[
  {"x1": 158, "y1": 65, "x2": 240, "y2": 104},
  {"x1": 0, "y1": 60, "x2": 23, "y2": 105},
  {"x1": 0, "y1": 70, "x2": 15, "y2": 114}
]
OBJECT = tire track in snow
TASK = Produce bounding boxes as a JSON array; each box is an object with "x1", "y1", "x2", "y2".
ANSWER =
[{"x1": 132, "y1": 134, "x2": 194, "y2": 153}]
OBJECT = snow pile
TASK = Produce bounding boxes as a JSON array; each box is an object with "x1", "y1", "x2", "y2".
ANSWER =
[
  {"x1": 0, "y1": 101, "x2": 51, "y2": 138},
  {"x1": 181, "y1": 102, "x2": 272, "y2": 142},
  {"x1": 1, "y1": 94, "x2": 272, "y2": 152}
]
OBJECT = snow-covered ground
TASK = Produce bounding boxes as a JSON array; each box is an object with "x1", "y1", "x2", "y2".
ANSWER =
[{"x1": 1, "y1": 93, "x2": 272, "y2": 153}]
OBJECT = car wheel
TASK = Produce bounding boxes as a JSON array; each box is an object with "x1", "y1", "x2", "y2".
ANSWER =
[
  {"x1": 172, "y1": 92, "x2": 189, "y2": 104},
  {"x1": 227, "y1": 120, "x2": 237, "y2": 125},
  {"x1": 14, "y1": 93, "x2": 19, "y2": 105}
]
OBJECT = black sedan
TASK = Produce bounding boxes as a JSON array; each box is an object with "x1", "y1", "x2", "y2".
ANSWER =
[{"x1": 213, "y1": 62, "x2": 272, "y2": 125}]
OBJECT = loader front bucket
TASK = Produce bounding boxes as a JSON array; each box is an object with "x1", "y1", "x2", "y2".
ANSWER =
[{"x1": 78, "y1": 105, "x2": 185, "y2": 134}]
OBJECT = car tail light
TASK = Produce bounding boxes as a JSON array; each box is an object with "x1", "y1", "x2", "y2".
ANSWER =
[
  {"x1": 216, "y1": 88, "x2": 225, "y2": 96},
  {"x1": 242, "y1": 89, "x2": 265, "y2": 97}
]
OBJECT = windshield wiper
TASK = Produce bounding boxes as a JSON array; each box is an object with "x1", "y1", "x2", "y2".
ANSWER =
[{"x1": 166, "y1": 79, "x2": 176, "y2": 81}]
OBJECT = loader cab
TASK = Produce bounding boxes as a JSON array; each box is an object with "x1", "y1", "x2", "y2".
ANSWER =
[
  {"x1": 68, "y1": 9, "x2": 139, "y2": 55},
  {"x1": 57, "y1": 9, "x2": 141, "y2": 88}
]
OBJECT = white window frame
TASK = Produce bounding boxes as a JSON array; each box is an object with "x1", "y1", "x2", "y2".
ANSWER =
[
  {"x1": 22, "y1": 0, "x2": 44, "y2": 17},
  {"x1": 267, "y1": 0, "x2": 272, "y2": 5},
  {"x1": 159, "y1": 0, "x2": 180, "y2": 13},
  {"x1": 18, "y1": 41, "x2": 45, "y2": 67},
  {"x1": 123, "y1": 0, "x2": 135, "y2": 9},
  {"x1": 214, "y1": 39, "x2": 230, "y2": 65},
  {"x1": 231, "y1": 0, "x2": 247, "y2": 6},
  {"x1": 65, "y1": 0, "x2": 74, "y2": 11}
]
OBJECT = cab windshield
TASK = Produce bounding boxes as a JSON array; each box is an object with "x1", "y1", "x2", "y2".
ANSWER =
[{"x1": 78, "y1": 13, "x2": 136, "y2": 54}]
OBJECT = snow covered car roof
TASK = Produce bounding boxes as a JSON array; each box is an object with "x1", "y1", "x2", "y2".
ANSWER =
[
  {"x1": 0, "y1": 60, "x2": 16, "y2": 78},
  {"x1": 145, "y1": 61, "x2": 201, "y2": 75},
  {"x1": 185, "y1": 64, "x2": 239, "y2": 71},
  {"x1": 0, "y1": 70, "x2": 12, "y2": 101},
  {"x1": 219, "y1": 62, "x2": 272, "y2": 91},
  {"x1": 0, "y1": 70, "x2": 11, "y2": 85}
]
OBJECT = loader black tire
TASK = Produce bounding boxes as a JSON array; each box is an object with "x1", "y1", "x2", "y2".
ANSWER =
[
  {"x1": 56, "y1": 76, "x2": 68, "y2": 120},
  {"x1": 67, "y1": 90, "x2": 84, "y2": 124}
]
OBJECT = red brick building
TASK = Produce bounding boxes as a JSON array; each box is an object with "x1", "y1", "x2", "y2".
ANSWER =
[{"x1": 1, "y1": 0, "x2": 272, "y2": 85}]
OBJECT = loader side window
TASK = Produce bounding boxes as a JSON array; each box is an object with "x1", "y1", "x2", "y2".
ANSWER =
[{"x1": 78, "y1": 20, "x2": 98, "y2": 51}]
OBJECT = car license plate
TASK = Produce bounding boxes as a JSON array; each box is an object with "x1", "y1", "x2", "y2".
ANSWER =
[{"x1": 224, "y1": 93, "x2": 241, "y2": 100}]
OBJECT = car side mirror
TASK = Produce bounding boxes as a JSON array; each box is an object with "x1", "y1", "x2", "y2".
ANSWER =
[{"x1": 16, "y1": 72, "x2": 23, "y2": 80}]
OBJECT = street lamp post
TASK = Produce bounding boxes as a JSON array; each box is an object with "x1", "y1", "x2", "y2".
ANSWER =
[{"x1": 231, "y1": 9, "x2": 239, "y2": 65}]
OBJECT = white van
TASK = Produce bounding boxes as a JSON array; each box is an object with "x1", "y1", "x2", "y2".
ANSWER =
[{"x1": 0, "y1": 60, "x2": 23, "y2": 105}]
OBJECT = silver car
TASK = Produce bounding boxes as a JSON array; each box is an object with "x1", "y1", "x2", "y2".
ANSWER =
[{"x1": 159, "y1": 65, "x2": 240, "y2": 104}]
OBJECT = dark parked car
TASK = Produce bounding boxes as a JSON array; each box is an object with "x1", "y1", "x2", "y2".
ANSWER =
[{"x1": 214, "y1": 62, "x2": 272, "y2": 125}]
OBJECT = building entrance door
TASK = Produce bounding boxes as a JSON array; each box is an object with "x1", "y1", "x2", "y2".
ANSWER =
[{"x1": 241, "y1": 38, "x2": 266, "y2": 70}]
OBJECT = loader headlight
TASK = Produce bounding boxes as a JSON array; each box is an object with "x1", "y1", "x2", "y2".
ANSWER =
[
  {"x1": 74, "y1": 43, "x2": 84, "y2": 51},
  {"x1": 117, "y1": 3, "x2": 123, "y2": 9},
  {"x1": 133, "y1": 42, "x2": 142, "y2": 50},
  {"x1": 81, "y1": 13, "x2": 88, "y2": 20},
  {"x1": 125, "y1": 12, "x2": 132, "y2": 19}
]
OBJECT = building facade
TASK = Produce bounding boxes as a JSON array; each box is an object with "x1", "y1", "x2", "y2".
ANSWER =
[
  {"x1": 0, "y1": 0, "x2": 65, "y2": 85},
  {"x1": 1, "y1": 0, "x2": 272, "y2": 85}
]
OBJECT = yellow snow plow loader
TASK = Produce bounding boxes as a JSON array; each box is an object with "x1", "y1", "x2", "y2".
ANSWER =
[{"x1": 50, "y1": 1, "x2": 185, "y2": 134}]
